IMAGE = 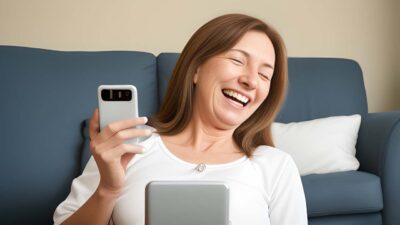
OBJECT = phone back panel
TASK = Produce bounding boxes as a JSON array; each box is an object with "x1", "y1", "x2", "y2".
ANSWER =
[
  {"x1": 98, "y1": 85, "x2": 139, "y2": 143},
  {"x1": 145, "y1": 181, "x2": 230, "y2": 225}
]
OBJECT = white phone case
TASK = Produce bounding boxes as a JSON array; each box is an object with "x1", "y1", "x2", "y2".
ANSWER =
[{"x1": 98, "y1": 85, "x2": 139, "y2": 144}]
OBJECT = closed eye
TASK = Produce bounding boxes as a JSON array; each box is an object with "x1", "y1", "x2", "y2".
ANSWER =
[
  {"x1": 229, "y1": 58, "x2": 243, "y2": 65},
  {"x1": 259, "y1": 73, "x2": 271, "y2": 81}
]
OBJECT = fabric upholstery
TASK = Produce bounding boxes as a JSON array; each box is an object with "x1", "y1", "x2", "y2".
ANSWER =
[
  {"x1": 156, "y1": 53, "x2": 180, "y2": 103},
  {"x1": 0, "y1": 46, "x2": 158, "y2": 224},
  {"x1": 302, "y1": 171, "x2": 383, "y2": 217},
  {"x1": 309, "y1": 213, "x2": 382, "y2": 225},
  {"x1": 278, "y1": 58, "x2": 368, "y2": 122},
  {"x1": 357, "y1": 111, "x2": 400, "y2": 225}
]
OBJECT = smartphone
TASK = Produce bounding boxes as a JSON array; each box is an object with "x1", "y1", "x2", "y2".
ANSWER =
[{"x1": 98, "y1": 85, "x2": 139, "y2": 144}]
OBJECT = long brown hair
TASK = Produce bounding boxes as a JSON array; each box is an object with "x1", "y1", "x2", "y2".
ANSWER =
[{"x1": 149, "y1": 13, "x2": 288, "y2": 157}]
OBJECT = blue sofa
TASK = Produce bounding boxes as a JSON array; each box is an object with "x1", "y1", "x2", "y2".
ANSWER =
[{"x1": 0, "y1": 45, "x2": 399, "y2": 225}]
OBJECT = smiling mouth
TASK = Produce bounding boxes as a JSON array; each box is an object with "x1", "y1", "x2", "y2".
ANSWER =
[{"x1": 221, "y1": 89, "x2": 250, "y2": 107}]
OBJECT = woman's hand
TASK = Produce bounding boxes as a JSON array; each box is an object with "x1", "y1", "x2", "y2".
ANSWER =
[{"x1": 89, "y1": 108, "x2": 152, "y2": 197}]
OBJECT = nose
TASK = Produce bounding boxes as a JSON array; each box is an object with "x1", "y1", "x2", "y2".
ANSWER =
[{"x1": 238, "y1": 66, "x2": 258, "y2": 90}]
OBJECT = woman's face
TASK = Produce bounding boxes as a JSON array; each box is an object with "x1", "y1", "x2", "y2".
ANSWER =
[{"x1": 193, "y1": 30, "x2": 276, "y2": 129}]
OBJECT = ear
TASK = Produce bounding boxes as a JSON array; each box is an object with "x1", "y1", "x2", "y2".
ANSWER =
[{"x1": 193, "y1": 67, "x2": 199, "y2": 84}]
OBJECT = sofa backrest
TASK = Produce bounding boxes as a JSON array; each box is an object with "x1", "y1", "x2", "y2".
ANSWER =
[
  {"x1": 0, "y1": 46, "x2": 159, "y2": 224},
  {"x1": 280, "y1": 58, "x2": 368, "y2": 121},
  {"x1": 157, "y1": 53, "x2": 368, "y2": 122}
]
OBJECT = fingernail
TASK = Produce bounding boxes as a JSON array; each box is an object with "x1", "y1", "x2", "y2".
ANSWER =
[{"x1": 143, "y1": 117, "x2": 148, "y2": 123}]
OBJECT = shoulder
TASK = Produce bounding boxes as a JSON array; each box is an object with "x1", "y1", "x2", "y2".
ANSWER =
[
  {"x1": 251, "y1": 145, "x2": 294, "y2": 167},
  {"x1": 251, "y1": 145, "x2": 300, "y2": 182}
]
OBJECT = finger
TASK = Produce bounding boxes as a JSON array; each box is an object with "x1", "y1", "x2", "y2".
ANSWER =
[
  {"x1": 89, "y1": 108, "x2": 100, "y2": 140},
  {"x1": 112, "y1": 144, "x2": 145, "y2": 157},
  {"x1": 94, "y1": 116, "x2": 148, "y2": 145},
  {"x1": 95, "y1": 128, "x2": 152, "y2": 153},
  {"x1": 94, "y1": 143, "x2": 143, "y2": 166}
]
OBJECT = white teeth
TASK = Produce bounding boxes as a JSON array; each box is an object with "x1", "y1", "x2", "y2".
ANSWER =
[{"x1": 222, "y1": 89, "x2": 249, "y2": 104}]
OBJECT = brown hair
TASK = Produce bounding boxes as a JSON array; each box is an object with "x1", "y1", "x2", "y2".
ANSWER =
[{"x1": 149, "y1": 13, "x2": 288, "y2": 157}]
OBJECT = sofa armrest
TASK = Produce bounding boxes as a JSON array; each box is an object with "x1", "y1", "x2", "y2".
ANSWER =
[{"x1": 356, "y1": 111, "x2": 400, "y2": 225}]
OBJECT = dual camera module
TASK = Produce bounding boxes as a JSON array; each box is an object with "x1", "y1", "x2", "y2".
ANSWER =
[{"x1": 101, "y1": 89, "x2": 132, "y2": 101}]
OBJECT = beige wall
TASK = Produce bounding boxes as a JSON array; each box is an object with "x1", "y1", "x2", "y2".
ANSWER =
[
  {"x1": 0, "y1": 0, "x2": 399, "y2": 112},
  {"x1": 395, "y1": 0, "x2": 400, "y2": 110}
]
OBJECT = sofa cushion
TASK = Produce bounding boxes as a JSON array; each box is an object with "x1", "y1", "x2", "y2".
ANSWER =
[
  {"x1": 0, "y1": 46, "x2": 159, "y2": 224},
  {"x1": 278, "y1": 58, "x2": 368, "y2": 122},
  {"x1": 156, "y1": 53, "x2": 180, "y2": 102},
  {"x1": 309, "y1": 213, "x2": 382, "y2": 225},
  {"x1": 303, "y1": 171, "x2": 383, "y2": 217}
]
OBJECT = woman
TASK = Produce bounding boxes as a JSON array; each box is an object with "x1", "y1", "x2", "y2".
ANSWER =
[{"x1": 54, "y1": 13, "x2": 307, "y2": 225}]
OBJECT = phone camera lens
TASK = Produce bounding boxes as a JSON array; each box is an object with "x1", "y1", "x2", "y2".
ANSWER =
[
  {"x1": 101, "y1": 90, "x2": 111, "y2": 101},
  {"x1": 124, "y1": 90, "x2": 132, "y2": 101}
]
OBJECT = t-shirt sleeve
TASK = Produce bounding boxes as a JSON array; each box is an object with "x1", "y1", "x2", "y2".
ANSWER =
[
  {"x1": 268, "y1": 155, "x2": 308, "y2": 225},
  {"x1": 53, "y1": 156, "x2": 102, "y2": 225}
]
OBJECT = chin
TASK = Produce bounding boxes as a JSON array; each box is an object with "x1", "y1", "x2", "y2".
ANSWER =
[{"x1": 215, "y1": 113, "x2": 246, "y2": 129}]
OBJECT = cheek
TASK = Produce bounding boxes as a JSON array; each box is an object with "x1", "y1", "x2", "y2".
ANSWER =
[
  {"x1": 210, "y1": 62, "x2": 242, "y2": 80},
  {"x1": 225, "y1": 65, "x2": 243, "y2": 78},
  {"x1": 257, "y1": 84, "x2": 271, "y2": 103}
]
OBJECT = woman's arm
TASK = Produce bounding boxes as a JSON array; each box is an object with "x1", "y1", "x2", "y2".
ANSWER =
[
  {"x1": 59, "y1": 187, "x2": 118, "y2": 225},
  {"x1": 269, "y1": 155, "x2": 308, "y2": 225},
  {"x1": 54, "y1": 109, "x2": 152, "y2": 225}
]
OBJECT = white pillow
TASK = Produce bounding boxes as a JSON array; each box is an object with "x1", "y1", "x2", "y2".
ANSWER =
[{"x1": 271, "y1": 114, "x2": 361, "y2": 176}]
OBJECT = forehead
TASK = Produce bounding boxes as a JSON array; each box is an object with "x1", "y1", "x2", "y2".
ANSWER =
[{"x1": 228, "y1": 31, "x2": 275, "y2": 66}]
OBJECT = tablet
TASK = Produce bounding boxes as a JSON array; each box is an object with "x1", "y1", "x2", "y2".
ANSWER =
[{"x1": 145, "y1": 180, "x2": 230, "y2": 225}]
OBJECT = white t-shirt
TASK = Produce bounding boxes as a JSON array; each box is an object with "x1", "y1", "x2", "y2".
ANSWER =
[{"x1": 53, "y1": 133, "x2": 308, "y2": 225}]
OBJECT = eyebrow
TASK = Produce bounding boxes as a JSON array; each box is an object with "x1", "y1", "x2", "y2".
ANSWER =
[{"x1": 229, "y1": 49, "x2": 274, "y2": 69}]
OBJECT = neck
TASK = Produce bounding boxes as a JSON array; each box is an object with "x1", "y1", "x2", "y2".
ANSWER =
[{"x1": 171, "y1": 109, "x2": 239, "y2": 154}]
